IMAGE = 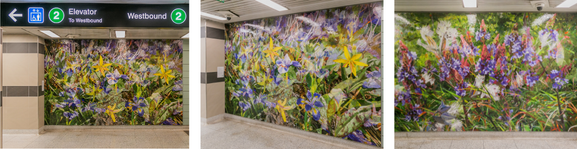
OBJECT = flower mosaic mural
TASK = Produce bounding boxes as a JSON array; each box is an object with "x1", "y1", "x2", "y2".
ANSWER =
[
  {"x1": 395, "y1": 13, "x2": 577, "y2": 132},
  {"x1": 225, "y1": 2, "x2": 382, "y2": 146},
  {"x1": 44, "y1": 39, "x2": 183, "y2": 125}
]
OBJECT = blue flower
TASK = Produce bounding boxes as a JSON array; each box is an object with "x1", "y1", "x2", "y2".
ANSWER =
[
  {"x1": 105, "y1": 69, "x2": 127, "y2": 85},
  {"x1": 298, "y1": 90, "x2": 324, "y2": 121},
  {"x1": 238, "y1": 101, "x2": 251, "y2": 111},
  {"x1": 276, "y1": 54, "x2": 300, "y2": 74},
  {"x1": 162, "y1": 118, "x2": 177, "y2": 125},
  {"x1": 82, "y1": 103, "x2": 97, "y2": 112},
  {"x1": 363, "y1": 71, "x2": 381, "y2": 89},
  {"x1": 345, "y1": 130, "x2": 374, "y2": 145},
  {"x1": 172, "y1": 80, "x2": 183, "y2": 91},
  {"x1": 63, "y1": 111, "x2": 79, "y2": 120}
]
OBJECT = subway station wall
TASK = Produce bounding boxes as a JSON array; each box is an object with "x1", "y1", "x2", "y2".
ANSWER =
[
  {"x1": 44, "y1": 39, "x2": 183, "y2": 125},
  {"x1": 225, "y1": 2, "x2": 382, "y2": 146},
  {"x1": 395, "y1": 13, "x2": 577, "y2": 132}
]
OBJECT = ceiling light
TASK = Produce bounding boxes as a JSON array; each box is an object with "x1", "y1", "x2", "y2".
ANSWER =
[
  {"x1": 256, "y1": 0, "x2": 288, "y2": 11},
  {"x1": 116, "y1": 30, "x2": 125, "y2": 38},
  {"x1": 40, "y1": 30, "x2": 60, "y2": 38},
  {"x1": 201, "y1": 12, "x2": 227, "y2": 20},
  {"x1": 463, "y1": 0, "x2": 477, "y2": 8},
  {"x1": 182, "y1": 33, "x2": 189, "y2": 38},
  {"x1": 557, "y1": 0, "x2": 577, "y2": 8}
]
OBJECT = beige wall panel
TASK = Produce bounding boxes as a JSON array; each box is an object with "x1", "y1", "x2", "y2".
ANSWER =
[
  {"x1": 38, "y1": 54, "x2": 44, "y2": 86},
  {"x1": 205, "y1": 38, "x2": 224, "y2": 72},
  {"x1": 201, "y1": 37, "x2": 206, "y2": 72},
  {"x1": 3, "y1": 54, "x2": 38, "y2": 86},
  {"x1": 3, "y1": 97, "x2": 39, "y2": 129},
  {"x1": 201, "y1": 84, "x2": 207, "y2": 118},
  {"x1": 205, "y1": 82, "x2": 224, "y2": 118},
  {"x1": 38, "y1": 96, "x2": 44, "y2": 129},
  {"x1": 2, "y1": 35, "x2": 39, "y2": 43},
  {"x1": 206, "y1": 20, "x2": 225, "y2": 30}
]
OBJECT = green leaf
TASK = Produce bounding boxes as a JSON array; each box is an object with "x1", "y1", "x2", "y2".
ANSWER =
[
  {"x1": 334, "y1": 106, "x2": 371, "y2": 137},
  {"x1": 327, "y1": 98, "x2": 339, "y2": 118}
]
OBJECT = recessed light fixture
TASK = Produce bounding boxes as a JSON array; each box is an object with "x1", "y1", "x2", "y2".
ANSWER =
[
  {"x1": 256, "y1": 0, "x2": 288, "y2": 11},
  {"x1": 463, "y1": 0, "x2": 477, "y2": 8},
  {"x1": 201, "y1": 12, "x2": 227, "y2": 20},
  {"x1": 557, "y1": 0, "x2": 577, "y2": 8},
  {"x1": 116, "y1": 30, "x2": 126, "y2": 38},
  {"x1": 40, "y1": 30, "x2": 60, "y2": 38},
  {"x1": 181, "y1": 33, "x2": 189, "y2": 38}
]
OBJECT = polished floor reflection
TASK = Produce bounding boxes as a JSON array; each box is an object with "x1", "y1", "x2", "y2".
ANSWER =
[
  {"x1": 201, "y1": 120, "x2": 369, "y2": 149},
  {"x1": 2, "y1": 129, "x2": 188, "y2": 148}
]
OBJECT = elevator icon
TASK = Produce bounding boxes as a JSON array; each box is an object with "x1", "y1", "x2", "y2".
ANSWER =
[{"x1": 28, "y1": 7, "x2": 44, "y2": 23}]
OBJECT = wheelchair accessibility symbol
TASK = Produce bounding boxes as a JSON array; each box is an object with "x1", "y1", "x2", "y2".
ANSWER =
[{"x1": 28, "y1": 7, "x2": 44, "y2": 23}]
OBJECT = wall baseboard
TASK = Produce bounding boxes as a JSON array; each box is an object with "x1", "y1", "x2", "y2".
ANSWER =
[
  {"x1": 395, "y1": 132, "x2": 577, "y2": 139},
  {"x1": 202, "y1": 113, "x2": 226, "y2": 125},
  {"x1": 222, "y1": 113, "x2": 381, "y2": 149},
  {"x1": 44, "y1": 125, "x2": 189, "y2": 132}
]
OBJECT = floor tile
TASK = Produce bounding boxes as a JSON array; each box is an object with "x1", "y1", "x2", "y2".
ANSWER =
[
  {"x1": 4, "y1": 141, "x2": 34, "y2": 148},
  {"x1": 544, "y1": 139, "x2": 577, "y2": 149},
  {"x1": 514, "y1": 139, "x2": 551, "y2": 149},
  {"x1": 419, "y1": 140, "x2": 453, "y2": 149},
  {"x1": 395, "y1": 139, "x2": 424, "y2": 149},
  {"x1": 450, "y1": 140, "x2": 483, "y2": 149},
  {"x1": 483, "y1": 139, "x2": 518, "y2": 149}
]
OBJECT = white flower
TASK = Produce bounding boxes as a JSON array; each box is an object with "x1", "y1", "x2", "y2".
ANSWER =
[
  {"x1": 466, "y1": 14, "x2": 477, "y2": 25},
  {"x1": 481, "y1": 84, "x2": 501, "y2": 101},
  {"x1": 450, "y1": 119, "x2": 463, "y2": 131},
  {"x1": 474, "y1": 75, "x2": 485, "y2": 88},
  {"x1": 448, "y1": 102, "x2": 461, "y2": 116},
  {"x1": 422, "y1": 72, "x2": 435, "y2": 85},
  {"x1": 515, "y1": 73, "x2": 525, "y2": 87},
  {"x1": 394, "y1": 14, "x2": 410, "y2": 25},
  {"x1": 417, "y1": 26, "x2": 438, "y2": 54},
  {"x1": 295, "y1": 16, "x2": 321, "y2": 27},
  {"x1": 556, "y1": 42, "x2": 565, "y2": 65},
  {"x1": 436, "y1": 21, "x2": 459, "y2": 50},
  {"x1": 532, "y1": 14, "x2": 555, "y2": 27}
]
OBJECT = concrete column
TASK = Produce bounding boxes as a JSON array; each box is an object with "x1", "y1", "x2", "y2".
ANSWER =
[
  {"x1": 0, "y1": 28, "x2": 3, "y2": 148},
  {"x1": 183, "y1": 39, "x2": 189, "y2": 125},
  {"x1": 2, "y1": 35, "x2": 45, "y2": 134},
  {"x1": 201, "y1": 19, "x2": 225, "y2": 124}
]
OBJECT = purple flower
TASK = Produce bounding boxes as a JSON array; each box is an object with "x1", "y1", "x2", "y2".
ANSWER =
[
  {"x1": 63, "y1": 111, "x2": 79, "y2": 120},
  {"x1": 105, "y1": 69, "x2": 127, "y2": 85},
  {"x1": 82, "y1": 103, "x2": 97, "y2": 112},
  {"x1": 276, "y1": 54, "x2": 294, "y2": 74},
  {"x1": 363, "y1": 71, "x2": 381, "y2": 88},
  {"x1": 172, "y1": 80, "x2": 183, "y2": 91},
  {"x1": 454, "y1": 82, "x2": 468, "y2": 97},
  {"x1": 345, "y1": 130, "x2": 374, "y2": 145},
  {"x1": 162, "y1": 118, "x2": 177, "y2": 125},
  {"x1": 239, "y1": 101, "x2": 251, "y2": 111}
]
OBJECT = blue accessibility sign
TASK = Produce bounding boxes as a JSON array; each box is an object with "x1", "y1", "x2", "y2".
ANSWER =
[{"x1": 28, "y1": 7, "x2": 44, "y2": 23}]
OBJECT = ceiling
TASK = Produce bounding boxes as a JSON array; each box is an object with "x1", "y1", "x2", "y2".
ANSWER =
[
  {"x1": 2, "y1": 27, "x2": 189, "y2": 39},
  {"x1": 395, "y1": 0, "x2": 577, "y2": 12},
  {"x1": 1, "y1": 0, "x2": 188, "y2": 4},
  {"x1": 201, "y1": 0, "x2": 382, "y2": 23}
]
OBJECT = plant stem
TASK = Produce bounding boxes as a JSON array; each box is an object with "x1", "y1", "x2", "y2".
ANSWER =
[{"x1": 556, "y1": 90, "x2": 564, "y2": 130}]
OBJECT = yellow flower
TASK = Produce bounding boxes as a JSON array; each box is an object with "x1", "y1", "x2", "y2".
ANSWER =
[
  {"x1": 86, "y1": 85, "x2": 102, "y2": 96},
  {"x1": 333, "y1": 46, "x2": 368, "y2": 77},
  {"x1": 154, "y1": 65, "x2": 175, "y2": 84},
  {"x1": 262, "y1": 37, "x2": 282, "y2": 62},
  {"x1": 92, "y1": 56, "x2": 112, "y2": 75},
  {"x1": 275, "y1": 98, "x2": 294, "y2": 122},
  {"x1": 105, "y1": 104, "x2": 122, "y2": 122}
]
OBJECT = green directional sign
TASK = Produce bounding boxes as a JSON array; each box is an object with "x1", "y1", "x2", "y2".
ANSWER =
[
  {"x1": 49, "y1": 7, "x2": 65, "y2": 23},
  {"x1": 171, "y1": 8, "x2": 186, "y2": 24}
]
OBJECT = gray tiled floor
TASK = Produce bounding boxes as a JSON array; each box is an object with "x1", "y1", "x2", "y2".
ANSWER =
[
  {"x1": 396, "y1": 138, "x2": 577, "y2": 149},
  {"x1": 201, "y1": 120, "x2": 358, "y2": 149},
  {"x1": 2, "y1": 129, "x2": 188, "y2": 148}
]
